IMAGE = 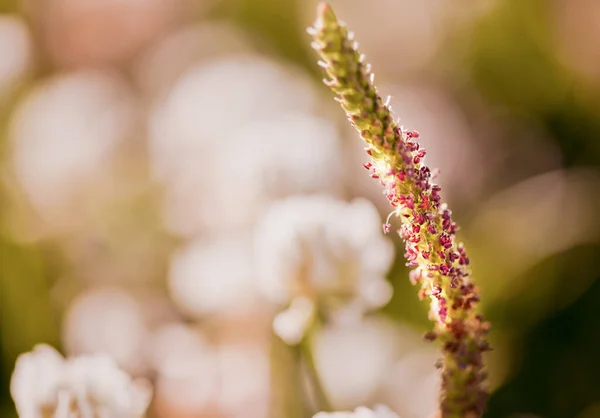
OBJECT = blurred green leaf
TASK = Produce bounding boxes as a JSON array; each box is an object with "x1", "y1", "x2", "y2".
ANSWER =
[{"x1": 469, "y1": 0, "x2": 571, "y2": 114}]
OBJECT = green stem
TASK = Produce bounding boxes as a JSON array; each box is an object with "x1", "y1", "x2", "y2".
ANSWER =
[
  {"x1": 270, "y1": 331, "x2": 307, "y2": 418},
  {"x1": 300, "y1": 329, "x2": 332, "y2": 414}
]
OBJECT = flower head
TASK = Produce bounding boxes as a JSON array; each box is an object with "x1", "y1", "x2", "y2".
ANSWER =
[
  {"x1": 255, "y1": 195, "x2": 394, "y2": 343},
  {"x1": 255, "y1": 195, "x2": 393, "y2": 308},
  {"x1": 309, "y1": 3, "x2": 490, "y2": 417},
  {"x1": 168, "y1": 235, "x2": 258, "y2": 317},
  {"x1": 11, "y1": 344, "x2": 152, "y2": 418}
]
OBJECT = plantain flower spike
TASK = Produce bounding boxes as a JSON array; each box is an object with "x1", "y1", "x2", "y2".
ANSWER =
[{"x1": 308, "y1": 3, "x2": 491, "y2": 417}]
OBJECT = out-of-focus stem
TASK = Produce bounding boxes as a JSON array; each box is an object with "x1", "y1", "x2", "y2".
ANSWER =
[
  {"x1": 300, "y1": 329, "x2": 332, "y2": 414},
  {"x1": 308, "y1": 3, "x2": 491, "y2": 417},
  {"x1": 270, "y1": 332, "x2": 307, "y2": 418}
]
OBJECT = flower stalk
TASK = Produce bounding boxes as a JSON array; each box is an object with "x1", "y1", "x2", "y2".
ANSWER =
[
  {"x1": 308, "y1": 3, "x2": 490, "y2": 417},
  {"x1": 300, "y1": 329, "x2": 333, "y2": 414}
]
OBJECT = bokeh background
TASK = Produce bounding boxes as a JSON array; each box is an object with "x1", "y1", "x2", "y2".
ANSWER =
[{"x1": 1, "y1": 0, "x2": 600, "y2": 417}]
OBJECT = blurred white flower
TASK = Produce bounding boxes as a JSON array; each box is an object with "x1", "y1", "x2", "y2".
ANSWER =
[
  {"x1": 379, "y1": 349, "x2": 441, "y2": 418},
  {"x1": 64, "y1": 355, "x2": 152, "y2": 417},
  {"x1": 150, "y1": 324, "x2": 217, "y2": 412},
  {"x1": 10, "y1": 70, "x2": 135, "y2": 224},
  {"x1": 312, "y1": 316, "x2": 401, "y2": 409},
  {"x1": 0, "y1": 15, "x2": 33, "y2": 96},
  {"x1": 11, "y1": 344, "x2": 151, "y2": 418},
  {"x1": 149, "y1": 55, "x2": 343, "y2": 237},
  {"x1": 216, "y1": 344, "x2": 270, "y2": 418},
  {"x1": 168, "y1": 236, "x2": 259, "y2": 317},
  {"x1": 273, "y1": 296, "x2": 316, "y2": 345},
  {"x1": 255, "y1": 195, "x2": 394, "y2": 308},
  {"x1": 148, "y1": 323, "x2": 209, "y2": 374},
  {"x1": 158, "y1": 112, "x2": 344, "y2": 237},
  {"x1": 10, "y1": 345, "x2": 64, "y2": 418},
  {"x1": 63, "y1": 287, "x2": 148, "y2": 374},
  {"x1": 150, "y1": 324, "x2": 270, "y2": 418},
  {"x1": 313, "y1": 405, "x2": 400, "y2": 418},
  {"x1": 232, "y1": 114, "x2": 343, "y2": 200},
  {"x1": 165, "y1": 114, "x2": 343, "y2": 236},
  {"x1": 149, "y1": 55, "x2": 318, "y2": 180},
  {"x1": 312, "y1": 317, "x2": 440, "y2": 418}
]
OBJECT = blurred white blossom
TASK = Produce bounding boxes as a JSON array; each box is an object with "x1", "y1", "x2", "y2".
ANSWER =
[
  {"x1": 231, "y1": 114, "x2": 343, "y2": 200},
  {"x1": 11, "y1": 344, "x2": 151, "y2": 418},
  {"x1": 63, "y1": 287, "x2": 148, "y2": 374},
  {"x1": 171, "y1": 114, "x2": 343, "y2": 236},
  {"x1": 216, "y1": 344, "x2": 270, "y2": 418},
  {"x1": 255, "y1": 195, "x2": 394, "y2": 308},
  {"x1": 10, "y1": 70, "x2": 135, "y2": 226},
  {"x1": 379, "y1": 349, "x2": 441, "y2": 418},
  {"x1": 168, "y1": 236, "x2": 259, "y2": 317},
  {"x1": 150, "y1": 324, "x2": 269, "y2": 418},
  {"x1": 150, "y1": 324, "x2": 217, "y2": 413},
  {"x1": 10, "y1": 345, "x2": 64, "y2": 418},
  {"x1": 313, "y1": 405, "x2": 400, "y2": 418},
  {"x1": 149, "y1": 55, "x2": 318, "y2": 179},
  {"x1": 312, "y1": 316, "x2": 401, "y2": 409},
  {"x1": 149, "y1": 55, "x2": 343, "y2": 237}
]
